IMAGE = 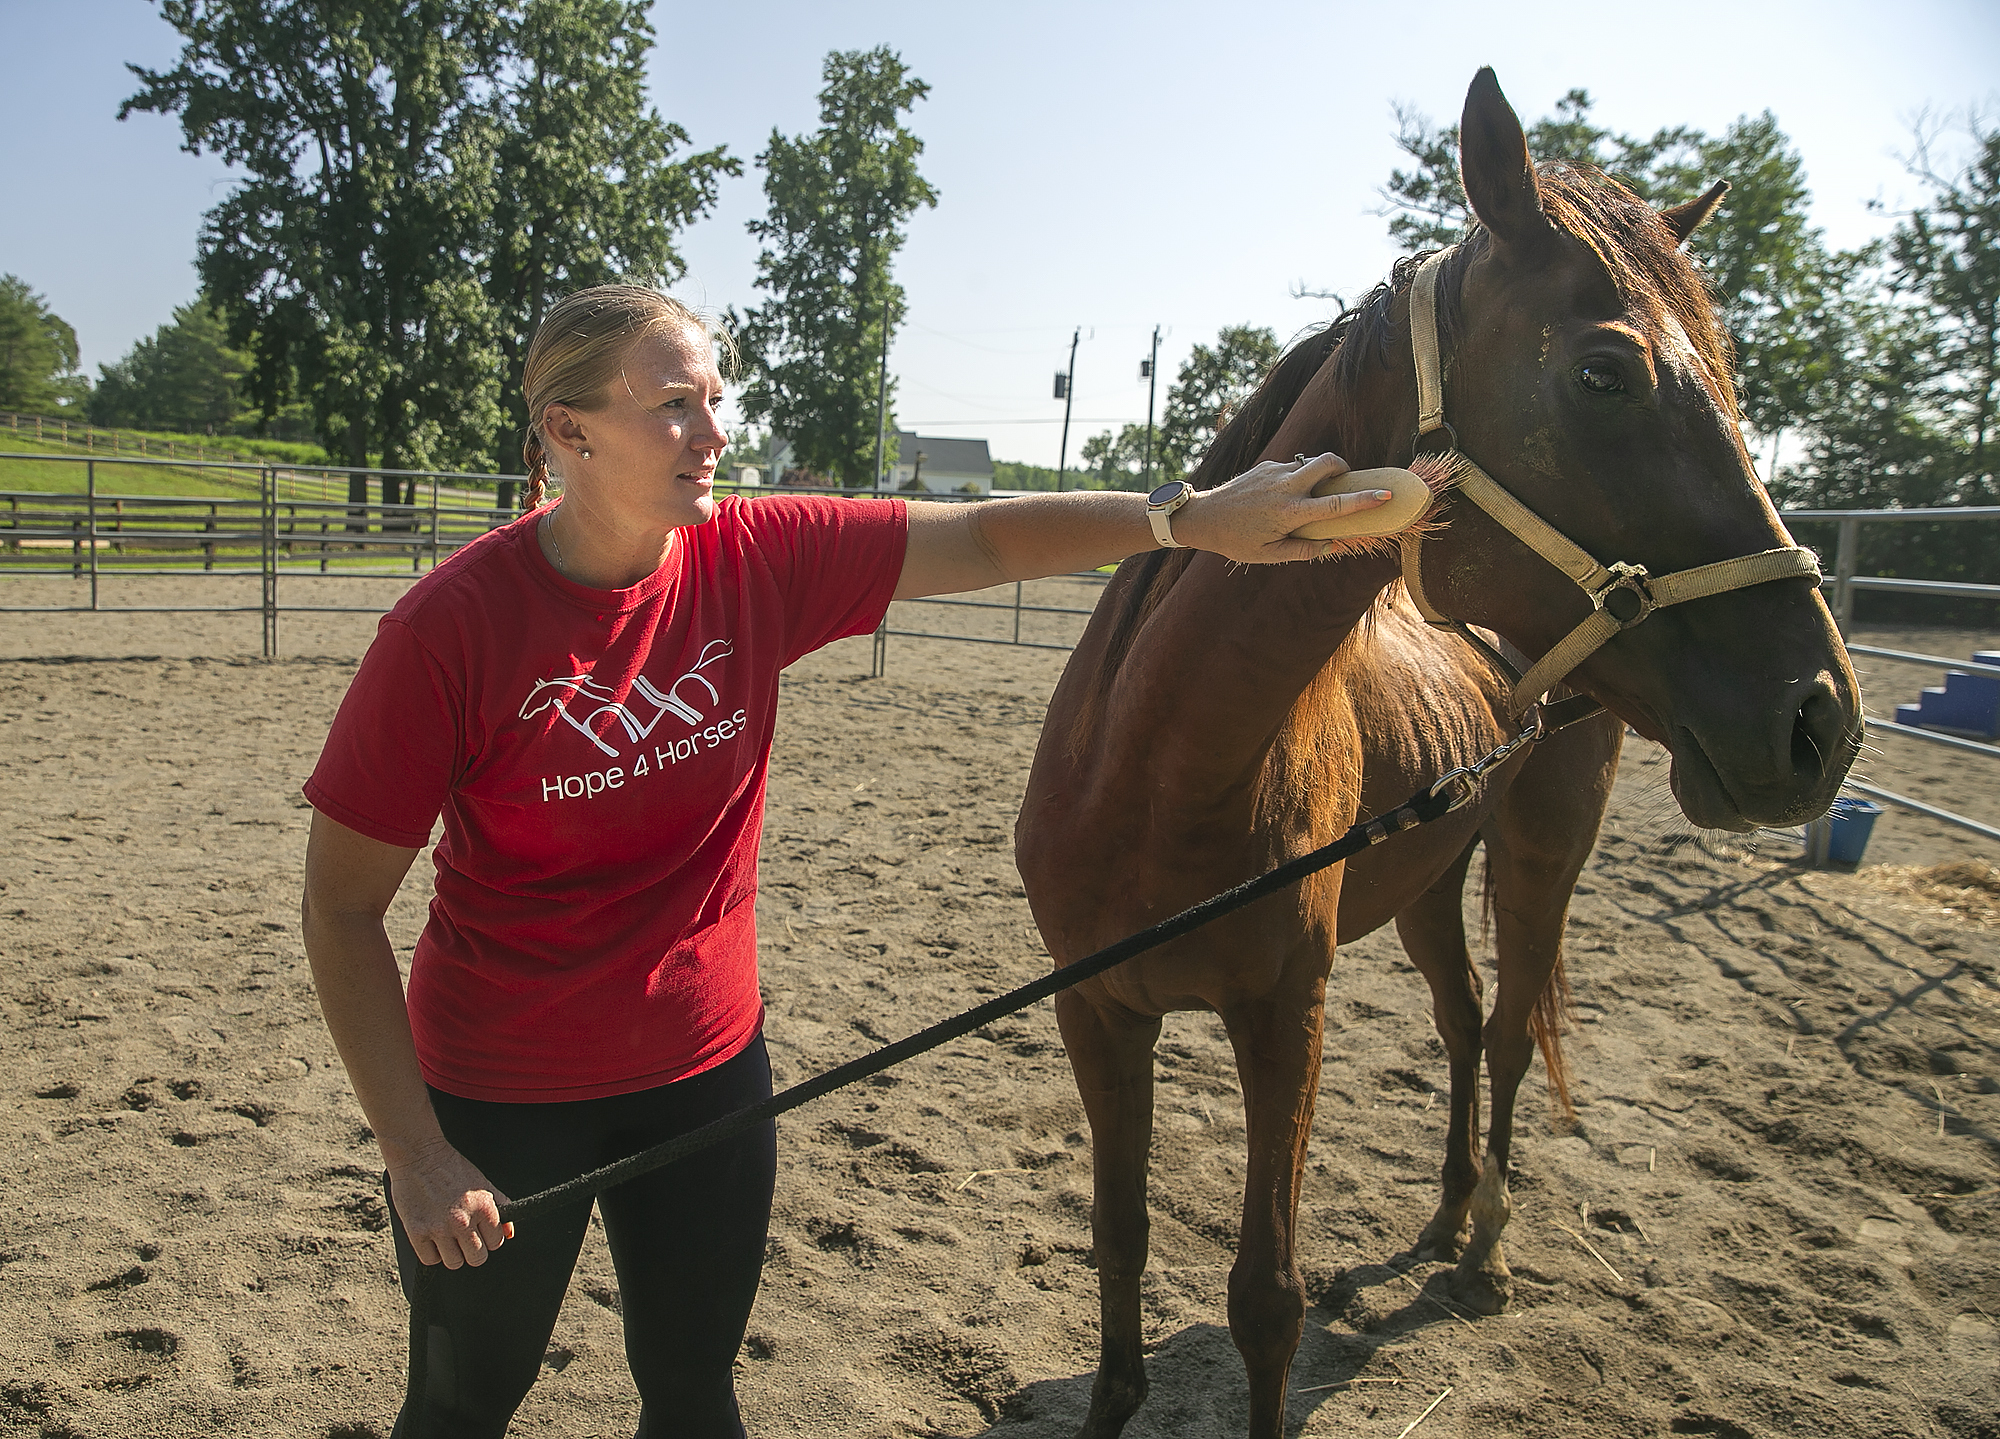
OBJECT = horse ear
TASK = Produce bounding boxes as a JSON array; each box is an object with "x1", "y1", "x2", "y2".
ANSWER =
[
  {"x1": 1459, "y1": 67, "x2": 1555, "y2": 256},
  {"x1": 1661, "y1": 180, "x2": 1730, "y2": 245}
]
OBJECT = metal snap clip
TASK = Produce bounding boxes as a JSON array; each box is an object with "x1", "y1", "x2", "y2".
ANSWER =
[{"x1": 1428, "y1": 766, "x2": 1478, "y2": 812}]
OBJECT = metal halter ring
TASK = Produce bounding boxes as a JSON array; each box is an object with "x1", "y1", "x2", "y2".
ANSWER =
[
  {"x1": 1591, "y1": 562, "x2": 1656, "y2": 629},
  {"x1": 1412, "y1": 420, "x2": 1461, "y2": 456}
]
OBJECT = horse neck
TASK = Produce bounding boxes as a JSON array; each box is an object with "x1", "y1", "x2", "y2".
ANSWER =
[{"x1": 1101, "y1": 353, "x2": 1417, "y2": 791}]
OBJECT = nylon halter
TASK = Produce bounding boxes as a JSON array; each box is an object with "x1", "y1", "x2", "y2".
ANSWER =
[{"x1": 1396, "y1": 248, "x2": 1824, "y2": 715}]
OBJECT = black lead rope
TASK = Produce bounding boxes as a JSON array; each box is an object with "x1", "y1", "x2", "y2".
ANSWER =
[{"x1": 496, "y1": 778, "x2": 1461, "y2": 1224}]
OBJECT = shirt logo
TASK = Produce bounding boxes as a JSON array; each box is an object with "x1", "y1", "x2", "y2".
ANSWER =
[{"x1": 519, "y1": 639, "x2": 734, "y2": 758}]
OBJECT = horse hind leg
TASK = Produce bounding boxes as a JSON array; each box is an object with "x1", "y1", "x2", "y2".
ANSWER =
[
  {"x1": 1452, "y1": 714, "x2": 1619, "y2": 1316},
  {"x1": 1392, "y1": 839, "x2": 1485, "y2": 1263},
  {"x1": 1056, "y1": 990, "x2": 1162, "y2": 1439}
]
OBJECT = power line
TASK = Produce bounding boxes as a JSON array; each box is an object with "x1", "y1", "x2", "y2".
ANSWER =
[{"x1": 901, "y1": 416, "x2": 1141, "y2": 426}]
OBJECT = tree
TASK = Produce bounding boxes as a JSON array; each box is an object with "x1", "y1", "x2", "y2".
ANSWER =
[
  {"x1": 1775, "y1": 120, "x2": 2000, "y2": 601},
  {"x1": 1079, "y1": 423, "x2": 1152, "y2": 490},
  {"x1": 990, "y1": 458, "x2": 1085, "y2": 492},
  {"x1": 484, "y1": 0, "x2": 738, "y2": 489},
  {"x1": 1380, "y1": 92, "x2": 1833, "y2": 454},
  {"x1": 126, "y1": 2, "x2": 509, "y2": 502},
  {"x1": 1154, "y1": 326, "x2": 1281, "y2": 481},
  {"x1": 0, "y1": 276, "x2": 89, "y2": 413},
  {"x1": 125, "y1": 1, "x2": 730, "y2": 507},
  {"x1": 733, "y1": 47, "x2": 937, "y2": 487},
  {"x1": 90, "y1": 298, "x2": 249, "y2": 432},
  {"x1": 1892, "y1": 119, "x2": 2000, "y2": 501}
]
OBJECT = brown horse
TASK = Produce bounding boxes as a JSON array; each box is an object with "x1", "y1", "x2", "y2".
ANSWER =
[{"x1": 1015, "y1": 69, "x2": 1861, "y2": 1439}]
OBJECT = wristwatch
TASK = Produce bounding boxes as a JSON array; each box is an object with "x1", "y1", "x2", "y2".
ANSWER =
[{"x1": 1146, "y1": 480, "x2": 1195, "y2": 548}]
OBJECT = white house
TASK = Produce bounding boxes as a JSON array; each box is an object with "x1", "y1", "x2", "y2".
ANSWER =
[
  {"x1": 743, "y1": 432, "x2": 995, "y2": 492},
  {"x1": 883, "y1": 430, "x2": 994, "y2": 495}
]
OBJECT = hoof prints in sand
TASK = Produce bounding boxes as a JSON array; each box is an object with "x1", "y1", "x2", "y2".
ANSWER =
[{"x1": 2, "y1": 621, "x2": 1997, "y2": 1436}]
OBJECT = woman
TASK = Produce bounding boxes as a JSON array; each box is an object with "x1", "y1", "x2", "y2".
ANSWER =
[{"x1": 299, "y1": 285, "x2": 1396, "y2": 1437}]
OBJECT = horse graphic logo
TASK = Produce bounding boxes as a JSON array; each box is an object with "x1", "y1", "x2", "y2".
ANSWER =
[{"x1": 519, "y1": 638, "x2": 734, "y2": 757}]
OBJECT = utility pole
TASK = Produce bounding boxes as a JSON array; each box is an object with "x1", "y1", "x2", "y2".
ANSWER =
[
  {"x1": 1054, "y1": 326, "x2": 1079, "y2": 492},
  {"x1": 871, "y1": 293, "x2": 892, "y2": 490},
  {"x1": 1140, "y1": 325, "x2": 1160, "y2": 492}
]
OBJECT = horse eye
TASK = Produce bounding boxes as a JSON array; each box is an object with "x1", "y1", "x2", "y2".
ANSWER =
[{"x1": 1577, "y1": 362, "x2": 1625, "y2": 395}]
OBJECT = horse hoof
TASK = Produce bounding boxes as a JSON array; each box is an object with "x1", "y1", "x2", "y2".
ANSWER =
[
  {"x1": 1074, "y1": 1377, "x2": 1146, "y2": 1439},
  {"x1": 1073, "y1": 1411, "x2": 1138, "y2": 1439},
  {"x1": 1448, "y1": 1266, "x2": 1511, "y2": 1316},
  {"x1": 1413, "y1": 1227, "x2": 1464, "y2": 1263}
]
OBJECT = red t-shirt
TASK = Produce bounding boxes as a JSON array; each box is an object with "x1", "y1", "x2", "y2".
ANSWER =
[{"x1": 304, "y1": 494, "x2": 907, "y2": 1102}]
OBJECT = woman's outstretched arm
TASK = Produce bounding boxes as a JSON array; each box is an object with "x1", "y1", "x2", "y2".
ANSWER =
[{"x1": 893, "y1": 452, "x2": 1390, "y2": 600}]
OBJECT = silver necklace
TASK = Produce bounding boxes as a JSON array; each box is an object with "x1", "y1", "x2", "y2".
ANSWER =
[{"x1": 542, "y1": 505, "x2": 569, "y2": 577}]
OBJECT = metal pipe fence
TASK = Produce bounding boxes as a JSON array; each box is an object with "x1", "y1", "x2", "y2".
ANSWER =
[
  {"x1": 0, "y1": 452, "x2": 895, "y2": 655},
  {"x1": 4, "y1": 453, "x2": 1996, "y2": 855},
  {"x1": 875, "y1": 500, "x2": 2000, "y2": 859}
]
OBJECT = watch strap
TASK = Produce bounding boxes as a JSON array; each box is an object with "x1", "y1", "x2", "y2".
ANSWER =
[{"x1": 1147, "y1": 483, "x2": 1192, "y2": 548}]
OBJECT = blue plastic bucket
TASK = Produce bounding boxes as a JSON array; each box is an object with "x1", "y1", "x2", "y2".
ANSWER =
[{"x1": 1825, "y1": 797, "x2": 1883, "y2": 865}]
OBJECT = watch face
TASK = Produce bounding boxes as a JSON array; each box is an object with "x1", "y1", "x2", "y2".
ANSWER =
[{"x1": 1148, "y1": 481, "x2": 1186, "y2": 507}]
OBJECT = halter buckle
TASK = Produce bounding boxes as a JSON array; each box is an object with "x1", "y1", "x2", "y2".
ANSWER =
[{"x1": 1590, "y1": 562, "x2": 1655, "y2": 629}]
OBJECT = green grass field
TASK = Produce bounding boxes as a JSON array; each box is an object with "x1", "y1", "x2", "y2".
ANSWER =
[
  {"x1": 0, "y1": 436, "x2": 514, "y2": 510},
  {"x1": 0, "y1": 437, "x2": 268, "y2": 497},
  {"x1": 0, "y1": 415, "x2": 328, "y2": 465}
]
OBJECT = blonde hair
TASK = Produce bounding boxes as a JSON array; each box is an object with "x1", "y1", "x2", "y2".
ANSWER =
[{"x1": 519, "y1": 285, "x2": 734, "y2": 508}]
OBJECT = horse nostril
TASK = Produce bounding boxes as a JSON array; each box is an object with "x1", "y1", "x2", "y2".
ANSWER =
[
  {"x1": 1791, "y1": 687, "x2": 1845, "y2": 781},
  {"x1": 1791, "y1": 712, "x2": 1823, "y2": 778}
]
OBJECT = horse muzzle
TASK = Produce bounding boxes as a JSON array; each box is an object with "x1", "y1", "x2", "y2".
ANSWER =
[{"x1": 1665, "y1": 672, "x2": 1857, "y2": 831}]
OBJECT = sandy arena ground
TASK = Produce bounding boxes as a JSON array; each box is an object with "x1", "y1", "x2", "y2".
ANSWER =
[{"x1": 2, "y1": 573, "x2": 1996, "y2": 1438}]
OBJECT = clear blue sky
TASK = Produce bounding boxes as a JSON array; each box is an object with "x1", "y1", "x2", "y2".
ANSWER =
[{"x1": 2, "y1": 0, "x2": 1995, "y2": 465}]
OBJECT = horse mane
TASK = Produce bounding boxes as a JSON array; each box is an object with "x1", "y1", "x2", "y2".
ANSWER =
[
  {"x1": 1061, "y1": 324, "x2": 1347, "y2": 754},
  {"x1": 1064, "y1": 161, "x2": 1736, "y2": 759}
]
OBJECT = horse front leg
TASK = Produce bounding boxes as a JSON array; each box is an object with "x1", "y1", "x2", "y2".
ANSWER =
[
  {"x1": 1392, "y1": 839, "x2": 1484, "y2": 1262},
  {"x1": 1057, "y1": 989, "x2": 1162, "y2": 1439},
  {"x1": 1223, "y1": 979, "x2": 1326, "y2": 1439}
]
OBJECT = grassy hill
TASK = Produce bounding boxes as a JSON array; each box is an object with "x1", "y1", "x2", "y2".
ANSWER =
[{"x1": 0, "y1": 420, "x2": 518, "y2": 505}]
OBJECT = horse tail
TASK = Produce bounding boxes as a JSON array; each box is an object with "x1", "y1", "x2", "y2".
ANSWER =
[
  {"x1": 1480, "y1": 850, "x2": 1577, "y2": 1124},
  {"x1": 1531, "y1": 941, "x2": 1577, "y2": 1125}
]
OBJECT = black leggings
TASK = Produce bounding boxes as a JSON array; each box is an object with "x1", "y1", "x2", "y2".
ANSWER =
[{"x1": 386, "y1": 1036, "x2": 776, "y2": 1439}]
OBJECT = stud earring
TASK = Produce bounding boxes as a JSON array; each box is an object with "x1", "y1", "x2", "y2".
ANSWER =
[{"x1": 579, "y1": 448, "x2": 591, "y2": 459}]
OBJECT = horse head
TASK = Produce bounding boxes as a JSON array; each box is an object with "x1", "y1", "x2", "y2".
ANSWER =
[
  {"x1": 1385, "y1": 68, "x2": 1859, "y2": 831},
  {"x1": 518, "y1": 672, "x2": 619, "y2": 723}
]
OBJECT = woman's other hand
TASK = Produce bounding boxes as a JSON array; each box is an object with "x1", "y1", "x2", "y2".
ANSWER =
[
  {"x1": 389, "y1": 1138, "x2": 515, "y2": 1269},
  {"x1": 303, "y1": 810, "x2": 513, "y2": 1268}
]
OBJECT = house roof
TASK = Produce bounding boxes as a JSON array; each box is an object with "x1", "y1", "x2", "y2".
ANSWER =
[{"x1": 893, "y1": 430, "x2": 992, "y2": 476}]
